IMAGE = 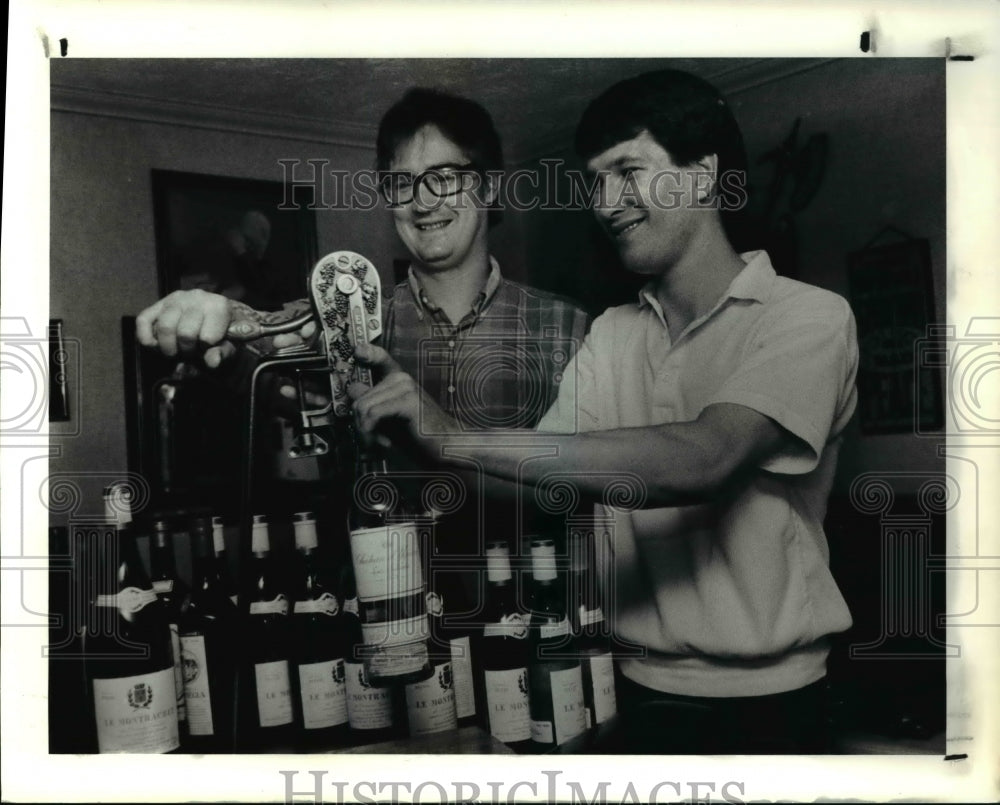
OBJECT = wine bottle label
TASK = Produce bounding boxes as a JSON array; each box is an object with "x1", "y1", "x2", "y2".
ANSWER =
[
  {"x1": 579, "y1": 606, "x2": 605, "y2": 627},
  {"x1": 351, "y1": 524, "x2": 422, "y2": 601},
  {"x1": 254, "y1": 660, "x2": 294, "y2": 727},
  {"x1": 540, "y1": 618, "x2": 570, "y2": 639},
  {"x1": 360, "y1": 614, "x2": 429, "y2": 647},
  {"x1": 483, "y1": 613, "x2": 528, "y2": 639},
  {"x1": 449, "y1": 636, "x2": 475, "y2": 719},
  {"x1": 168, "y1": 623, "x2": 186, "y2": 723},
  {"x1": 405, "y1": 662, "x2": 457, "y2": 737},
  {"x1": 229, "y1": 594, "x2": 239, "y2": 607},
  {"x1": 425, "y1": 591, "x2": 444, "y2": 616},
  {"x1": 550, "y1": 664, "x2": 587, "y2": 745},
  {"x1": 294, "y1": 593, "x2": 339, "y2": 616},
  {"x1": 485, "y1": 667, "x2": 530, "y2": 743},
  {"x1": 344, "y1": 597, "x2": 359, "y2": 616},
  {"x1": 95, "y1": 586, "x2": 157, "y2": 615},
  {"x1": 153, "y1": 579, "x2": 174, "y2": 594},
  {"x1": 588, "y1": 653, "x2": 617, "y2": 724},
  {"x1": 179, "y1": 635, "x2": 214, "y2": 736},
  {"x1": 365, "y1": 637, "x2": 431, "y2": 678},
  {"x1": 298, "y1": 658, "x2": 348, "y2": 730},
  {"x1": 248, "y1": 595, "x2": 289, "y2": 616},
  {"x1": 530, "y1": 719, "x2": 554, "y2": 744},
  {"x1": 92, "y1": 666, "x2": 180, "y2": 753},
  {"x1": 344, "y1": 661, "x2": 393, "y2": 730}
]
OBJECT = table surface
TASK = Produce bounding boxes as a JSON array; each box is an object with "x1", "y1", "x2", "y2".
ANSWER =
[{"x1": 339, "y1": 725, "x2": 516, "y2": 754}]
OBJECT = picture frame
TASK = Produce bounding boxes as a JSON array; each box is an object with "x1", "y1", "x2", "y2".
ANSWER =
[
  {"x1": 847, "y1": 235, "x2": 944, "y2": 435},
  {"x1": 151, "y1": 169, "x2": 318, "y2": 310}
]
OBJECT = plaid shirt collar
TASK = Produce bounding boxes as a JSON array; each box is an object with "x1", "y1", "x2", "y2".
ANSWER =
[{"x1": 405, "y1": 256, "x2": 503, "y2": 323}]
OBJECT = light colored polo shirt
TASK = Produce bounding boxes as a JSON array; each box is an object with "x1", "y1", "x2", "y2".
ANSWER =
[{"x1": 537, "y1": 251, "x2": 858, "y2": 697}]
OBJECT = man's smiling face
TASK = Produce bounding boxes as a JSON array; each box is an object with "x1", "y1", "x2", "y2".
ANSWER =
[
  {"x1": 388, "y1": 124, "x2": 492, "y2": 274},
  {"x1": 587, "y1": 129, "x2": 715, "y2": 277}
]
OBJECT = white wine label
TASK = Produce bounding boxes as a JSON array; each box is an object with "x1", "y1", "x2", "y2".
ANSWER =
[
  {"x1": 153, "y1": 579, "x2": 174, "y2": 594},
  {"x1": 298, "y1": 658, "x2": 348, "y2": 730},
  {"x1": 95, "y1": 586, "x2": 157, "y2": 615},
  {"x1": 168, "y1": 623, "x2": 186, "y2": 723},
  {"x1": 550, "y1": 665, "x2": 587, "y2": 745},
  {"x1": 360, "y1": 614, "x2": 429, "y2": 647},
  {"x1": 93, "y1": 666, "x2": 180, "y2": 753},
  {"x1": 530, "y1": 719, "x2": 554, "y2": 744},
  {"x1": 365, "y1": 638, "x2": 431, "y2": 678},
  {"x1": 425, "y1": 591, "x2": 444, "y2": 616},
  {"x1": 254, "y1": 660, "x2": 294, "y2": 727},
  {"x1": 449, "y1": 636, "x2": 475, "y2": 719},
  {"x1": 483, "y1": 613, "x2": 528, "y2": 639},
  {"x1": 540, "y1": 618, "x2": 570, "y2": 640},
  {"x1": 589, "y1": 653, "x2": 617, "y2": 724},
  {"x1": 344, "y1": 597, "x2": 359, "y2": 616},
  {"x1": 485, "y1": 667, "x2": 530, "y2": 743},
  {"x1": 294, "y1": 593, "x2": 339, "y2": 616},
  {"x1": 229, "y1": 594, "x2": 239, "y2": 607},
  {"x1": 344, "y1": 661, "x2": 393, "y2": 730},
  {"x1": 179, "y1": 635, "x2": 214, "y2": 736},
  {"x1": 579, "y1": 606, "x2": 605, "y2": 627},
  {"x1": 405, "y1": 662, "x2": 457, "y2": 736},
  {"x1": 248, "y1": 595, "x2": 289, "y2": 616},
  {"x1": 351, "y1": 524, "x2": 422, "y2": 601}
]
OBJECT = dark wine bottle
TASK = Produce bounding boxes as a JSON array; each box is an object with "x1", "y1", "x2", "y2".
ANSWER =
[
  {"x1": 477, "y1": 540, "x2": 532, "y2": 750},
  {"x1": 82, "y1": 485, "x2": 180, "y2": 753},
  {"x1": 569, "y1": 528, "x2": 617, "y2": 731},
  {"x1": 211, "y1": 516, "x2": 239, "y2": 608},
  {"x1": 243, "y1": 514, "x2": 295, "y2": 751},
  {"x1": 526, "y1": 538, "x2": 586, "y2": 750},
  {"x1": 339, "y1": 566, "x2": 402, "y2": 745},
  {"x1": 291, "y1": 511, "x2": 350, "y2": 750},
  {"x1": 348, "y1": 448, "x2": 433, "y2": 687},
  {"x1": 178, "y1": 516, "x2": 238, "y2": 752},
  {"x1": 149, "y1": 518, "x2": 190, "y2": 737}
]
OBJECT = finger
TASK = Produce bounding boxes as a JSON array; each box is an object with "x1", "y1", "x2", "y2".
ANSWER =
[
  {"x1": 204, "y1": 341, "x2": 236, "y2": 369},
  {"x1": 300, "y1": 320, "x2": 317, "y2": 339},
  {"x1": 154, "y1": 305, "x2": 183, "y2": 357},
  {"x1": 197, "y1": 293, "x2": 232, "y2": 346},
  {"x1": 354, "y1": 343, "x2": 402, "y2": 375},
  {"x1": 278, "y1": 383, "x2": 297, "y2": 400},
  {"x1": 175, "y1": 308, "x2": 206, "y2": 353},
  {"x1": 272, "y1": 332, "x2": 305, "y2": 349},
  {"x1": 135, "y1": 298, "x2": 165, "y2": 347}
]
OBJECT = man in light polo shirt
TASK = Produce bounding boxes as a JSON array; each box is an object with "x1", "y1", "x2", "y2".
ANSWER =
[{"x1": 350, "y1": 69, "x2": 859, "y2": 753}]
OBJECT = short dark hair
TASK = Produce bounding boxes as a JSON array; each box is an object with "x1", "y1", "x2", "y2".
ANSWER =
[
  {"x1": 574, "y1": 69, "x2": 747, "y2": 190},
  {"x1": 376, "y1": 88, "x2": 504, "y2": 226}
]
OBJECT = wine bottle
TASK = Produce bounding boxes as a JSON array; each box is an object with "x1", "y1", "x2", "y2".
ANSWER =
[
  {"x1": 424, "y1": 526, "x2": 479, "y2": 729},
  {"x1": 477, "y1": 541, "x2": 531, "y2": 750},
  {"x1": 211, "y1": 516, "x2": 239, "y2": 607},
  {"x1": 149, "y1": 518, "x2": 190, "y2": 737},
  {"x1": 82, "y1": 485, "x2": 180, "y2": 753},
  {"x1": 403, "y1": 657, "x2": 457, "y2": 737},
  {"x1": 348, "y1": 448, "x2": 433, "y2": 687},
  {"x1": 526, "y1": 538, "x2": 586, "y2": 750},
  {"x1": 178, "y1": 516, "x2": 238, "y2": 752},
  {"x1": 243, "y1": 514, "x2": 295, "y2": 751},
  {"x1": 339, "y1": 567, "x2": 402, "y2": 745},
  {"x1": 291, "y1": 511, "x2": 350, "y2": 750},
  {"x1": 569, "y1": 528, "x2": 617, "y2": 731}
]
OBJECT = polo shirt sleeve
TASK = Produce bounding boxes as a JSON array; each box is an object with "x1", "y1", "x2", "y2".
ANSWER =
[
  {"x1": 709, "y1": 290, "x2": 858, "y2": 474},
  {"x1": 536, "y1": 327, "x2": 603, "y2": 434}
]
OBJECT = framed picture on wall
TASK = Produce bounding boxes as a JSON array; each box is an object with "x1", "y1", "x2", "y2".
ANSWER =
[
  {"x1": 151, "y1": 169, "x2": 318, "y2": 311},
  {"x1": 847, "y1": 234, "x2": 944, "y2": 434}
]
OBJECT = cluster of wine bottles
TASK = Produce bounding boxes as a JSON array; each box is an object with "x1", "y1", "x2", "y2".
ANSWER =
[{"x1": 78, "y1": 480, "x2": 617, "y2": 754}]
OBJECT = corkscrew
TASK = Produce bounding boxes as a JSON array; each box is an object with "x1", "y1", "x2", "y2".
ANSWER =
[{"x1": 227, "y1": 250, "x2": 383, "y2": 460}]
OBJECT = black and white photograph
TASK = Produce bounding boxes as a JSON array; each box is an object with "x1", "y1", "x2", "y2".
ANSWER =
[{"x1": 2, "y1": 3, "x2": 998, "y2": 804}]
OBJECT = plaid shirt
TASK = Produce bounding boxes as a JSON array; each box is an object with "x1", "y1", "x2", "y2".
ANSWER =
[{"x1": 382, "y1": 258, "x2": 591, "y2": 432}]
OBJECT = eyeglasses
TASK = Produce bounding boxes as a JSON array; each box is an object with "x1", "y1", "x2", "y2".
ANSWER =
[{"x1": 379, "y1": 164, "x2": 483, "y2": 206}]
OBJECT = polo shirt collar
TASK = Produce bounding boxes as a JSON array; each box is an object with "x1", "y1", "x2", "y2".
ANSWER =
[
  {"x1": 406, "y1": 256, "x2": 503, "y2": 319},
  {"x1": 637, "y1": 250, "x2": 776, "y2": 312}
]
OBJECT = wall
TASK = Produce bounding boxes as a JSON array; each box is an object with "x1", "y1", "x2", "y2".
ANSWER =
[{"x1": 49, "y1": 111, "x2": 400, "y2": 520}]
